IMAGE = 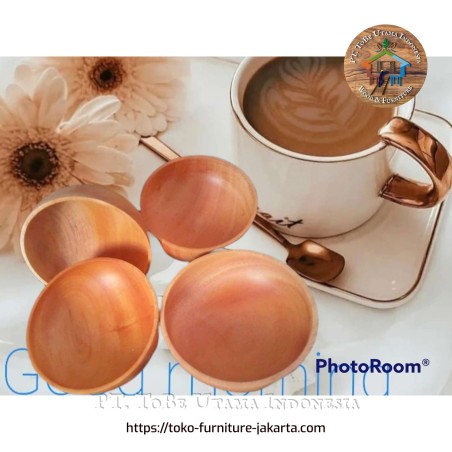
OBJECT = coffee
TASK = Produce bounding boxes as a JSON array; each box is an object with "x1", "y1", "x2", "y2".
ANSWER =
[{"x1": 243, "y1": 57, "x2": 394, "y2": 157}]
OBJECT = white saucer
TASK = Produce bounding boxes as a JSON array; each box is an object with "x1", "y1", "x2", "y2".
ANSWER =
[{"x1": 290, "y1": 199, "x2": 445, "y2": 308}]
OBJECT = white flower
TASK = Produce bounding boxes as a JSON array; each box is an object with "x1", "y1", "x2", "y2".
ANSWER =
[
  {"x1": 0, "y1": 64, "x2": 138, "y2": 252},
  {"x1": 32, "y1": 57, "x2": 190, "y2": 137}
]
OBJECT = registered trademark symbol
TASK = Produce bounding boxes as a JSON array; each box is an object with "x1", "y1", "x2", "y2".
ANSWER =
[{"x1": 422, "y1": 359, "x2": 430, "y2": 366}]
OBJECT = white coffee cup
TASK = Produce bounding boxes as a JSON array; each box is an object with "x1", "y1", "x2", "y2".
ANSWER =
[{"x1": 230, "y1": 57, "x2": 452, "y2": 238}]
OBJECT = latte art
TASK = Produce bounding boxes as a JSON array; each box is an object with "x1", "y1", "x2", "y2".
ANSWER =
[{"x1": 243, "y1": 57, "x2": 394, "y2": 157}]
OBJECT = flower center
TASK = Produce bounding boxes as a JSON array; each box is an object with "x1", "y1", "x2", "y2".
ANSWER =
[
  {"x1": 89, "y1": 58, "x2": 124, "y2": 92},
  {"x1": 11, "y1": 142, "x2": 59, "y2": 188}
]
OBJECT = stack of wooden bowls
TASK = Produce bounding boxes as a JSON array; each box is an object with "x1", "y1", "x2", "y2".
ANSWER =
[{"x1": 22, "y1": 156, "x2": 317, "y2": 393}]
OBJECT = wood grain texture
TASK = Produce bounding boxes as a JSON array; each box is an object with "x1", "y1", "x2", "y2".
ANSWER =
[
  {"x1": 27, "y1": 258, "x2": 159, "y2": 394},
  {"x1": 344, "y1": 25, "x2": 427, "y2": 107},
  {"x1": 161, "y1": 250, "x2": 318, "y2": 392},
  {"x1": 140, "y1": 156, "x2": 257, "y2": 261},
  {"x1": 21, "y1": 185, "x2": 151, "y2": 283}
]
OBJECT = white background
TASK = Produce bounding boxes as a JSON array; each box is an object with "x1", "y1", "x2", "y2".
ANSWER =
[{"x1": 0, "y1": 1, "x2": 448, "y2": 56}]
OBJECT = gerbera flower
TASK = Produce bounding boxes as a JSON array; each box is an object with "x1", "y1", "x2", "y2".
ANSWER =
[
  {"x1": 32, "y1": 57, "x2": 190, "y2": 137},
  {"x1": 0, "y1": 64, "x2": 138, "y2": 252}
]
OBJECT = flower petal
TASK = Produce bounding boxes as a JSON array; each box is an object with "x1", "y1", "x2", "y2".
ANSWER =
[
  {"x1": 148, "y1": 79, "x2": 185, "y2": 98},
  {"x1": 70, "y1": 95, "x2": 121, "y2": 123},
  {"x1": 134, "y1": 60, "x2": 189, "y2": 83},
  {"x1": 17, "y1": 98, "x2": 39, "y2": 127},
  {"x1": 33, "y1": 67, "x2": 62, "y2": 105},
  {"x1": 60, "y1": 96, "x2": 121, "y2": 134},
  {"x1": 39, "y1": 97, "x2": 66, "y2": 129},
  {"x1": 5, "y1": 83, "x2": 27, "y2": 110},
  {"x1": 3, "y1": 84, "x2": 38, "y2": 127},
  {"x1": 64, "y1": 140, "x2": 98, "y2": 154},
  {"x1": 68, "y1": 120, "x2": 123, "y2": 142},
  {"x1": 59, "y1": 113, "x2": 93, "y2": 134},
  {"x1": 37, "y1": 76, "x2": 67, "y2": 128},
  {"x1": 72, "y1": 163, "x2": 115, "y2": 185},
  {"x1": 0, "y1": 98, "x2": 16, "y2": 124},
  {"x1": 3, "y1": 85, "x2": 38, "y2": 127},
  {"x1": 14, "y1": 64, "x2": 36, "y2": 97},
  {"x1": 74, "y1": 147, "x2": 132, "y2": 173},
  {"x1": 36, "y1": 57, "x2": 79, "y2": 70},
  {"x1": 0, "y1": 194, "x2": 22, "y2": 249},
  {"x1": 134, "y1": 112, "x2": 156, "y2": 137},
  {"x1": 0, "y1": 105, "x2": 15, "y2": 125},
  {"x1": 134, "y1": 86, "x2": 168, "y2": 112},
  {"x1": 126, "y1": 92, "x2": 157, "y2": 116},
  {"x1": 65, "y1": 92, "x2": 89, "y2": 119},
  {"x1": 105, "y1": 133, "x2": 139, "y2": 152},
  {"x1": 68, "y1": 137, "x2": 137, "y2": 155},
  {"x1": 111, "y1": 172, "x2": 134, "y2": 186},
  {"x1": 115, "y1": 110, "x2": 136, "y2": 133},
  {"x1": 151, "y1": 113, "x2": 168, "y2": 133}
]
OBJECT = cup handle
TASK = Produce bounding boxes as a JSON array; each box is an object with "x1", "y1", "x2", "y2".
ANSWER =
[{"x1": 378, "y1": 117, "x2": 452, "y2": 208}]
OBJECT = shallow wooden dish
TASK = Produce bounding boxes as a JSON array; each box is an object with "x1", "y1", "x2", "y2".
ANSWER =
[
  {"x1": 161, "y1": 250, "x2": 318, "y2": 392},
  {"x1": 21, "y1": 185, "x2": 151, "y2": 284},
  {"x1": 140, "y1": 156, "x2": 257, "y2": 261},
  {"x1": 27, "y1": 258, "x2": 159, "y2": 394}
]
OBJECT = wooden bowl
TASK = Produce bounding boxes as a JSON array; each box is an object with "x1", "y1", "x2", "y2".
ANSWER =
[
  {"x1": 140, "y1": 156, "x2": 257, "y2": 261},
  {"x1": 21, "y1": 185, "x2": 151, "y2": 284},
  {"x1": 27, "y1": 258, "x2": 159, "y2": 394},
  {"x1": 161, "y1": 250, "x2": 318, "y2": 392}
]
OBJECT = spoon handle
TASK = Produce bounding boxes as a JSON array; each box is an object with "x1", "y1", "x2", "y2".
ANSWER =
[
  {"x1": 253, "y1": 213, "x2": 288, "y2": 247},
  {"x1": 140, "y1": 137, "x2": 181, "y2": 161}
]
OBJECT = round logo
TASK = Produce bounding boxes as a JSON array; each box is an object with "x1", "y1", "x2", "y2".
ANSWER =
[{"x1": 344, "y1": 24, "x2": 427, "y2": 107}]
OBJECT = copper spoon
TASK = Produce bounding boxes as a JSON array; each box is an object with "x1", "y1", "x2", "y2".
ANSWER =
[
  {"x1": 253, "y1": 212, "x2": 345, "y2": 283},
  {"x1": 140, "y1": 137, "x2": 345, "y2": 283}
]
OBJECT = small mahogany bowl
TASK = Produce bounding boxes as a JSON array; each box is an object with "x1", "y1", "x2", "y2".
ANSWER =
[
  {"x1": 140, "y1": 156, "x2": 257, "y2": 261},
  {"x1": 27, "y1": 258, "x2": 159, "y2": 394},
  {"x1": 161, "y1": 250, "x2": 318, "y2": 392},
  {"x1": 21, "y1": 185, "x2": 151, "y2": 284}
]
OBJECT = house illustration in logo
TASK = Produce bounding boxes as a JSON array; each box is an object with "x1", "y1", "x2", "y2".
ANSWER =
[{"x1": 361, "y1": 39, "x2": 410, "y2": 92}]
